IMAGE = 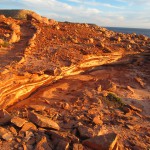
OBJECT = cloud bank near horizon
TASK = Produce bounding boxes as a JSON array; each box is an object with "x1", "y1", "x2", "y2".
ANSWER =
[{"x1": 0, "y1": 0, "x2": 150, "y2": 28}]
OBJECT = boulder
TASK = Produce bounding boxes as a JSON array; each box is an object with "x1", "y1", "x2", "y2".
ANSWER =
[
  {"x1": 82, "y1": 132, "x2": 118, "y2": 150},
  {"x1": 28, "y1": 111, "x2": 60, "y2": 130},
  {"x1": 11, "y1": 117, "x2": 28, "y2": 127},
  {"x1": 0, "y1": 109, "x2": 11, "y2": 125},
  {"x1": 0, "y1": 127, "x2": 14, "y2": 141}
]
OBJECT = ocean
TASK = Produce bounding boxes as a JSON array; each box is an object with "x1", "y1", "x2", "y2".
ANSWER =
[{"x1": 106, "y1": 27, "x2": 150, "y2": 37}]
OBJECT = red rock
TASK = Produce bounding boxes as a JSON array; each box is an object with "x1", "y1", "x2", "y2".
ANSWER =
[
  {"x1": 82, "y1": 132, "x2": 118, "y2": 150},
  {"x1": 0, "y1": 109, "x2": 11, "y2": 125},
  {"x1": 28, "y1": 111, "x2": 60, "y2": 130},
  {"x1": 73, "y1": 144, "x2": 84, "y2": 150},
  {"x1": 35, "y1": 136, "x2": 52, "y2": 150},
  {"x1": 0, "y1": 127, "x2": 14, "y2": 141},
  {"x1": 29, "y1": 105, "x2": 46, "y2": 111},
  {"x1": 11, "y1": 116, "x2": 28, "y2": 127},
  {"x1": 21, "y1": 122, "x2": 37, "y2": 132},
  {"x1": 93, "y1": 116, "x2": 103, "y2": 125},
  {"x1": 78, "y1": 125, "x2": 94, "y2": 139}
]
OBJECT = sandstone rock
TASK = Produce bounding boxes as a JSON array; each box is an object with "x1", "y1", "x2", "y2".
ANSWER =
[
  {"x1": 27, "y1": 12, "x2": 42, "y2": 22},
  {"x1": 10, "y1": 23, "x2": 20, "y2": 33},
  {"x1": 98, "y1": 79, "x2": 116, "y2": 92},
  {"x1": 29, "y1": 105, "x2": 46, "y2": 112},
  {"x1": 127, "y1": 86, "x2": 134, "y2": 93},
  {"x1": 21, "y1": 122, "x2": 37, "y2": 132},
  {"x1": 42, "y1": 17, "x2": 49, "y2": 24},
  {"x1": 88, "y1": 38, "x2": 94, "y2": 43},
  {"x1": 96, "y1": 42, "x2": 104, "y2": 48},
  {"x1": 11, "y1": 117, "x2": 28, "y2": 127},
  {"x1": 93, "y1": 116, "x2": 103, "y2": 125},
  {"x1": 55, "y1": 140, "x2": 69, "y2": 150},
  {"x1": 28, "y1": 111, "x2": 60, "y2": 130},
  {"x1": 103, "y1": 47, "x2": 112, "y2": 53},
  {"x1": 0, "y1": 127, "x2": 14, "y2": 141},
  {"x1": 0, "y1": 39, "x2": 4, "y2": 45},
  {"x1": 125, "y1": 104, "x2": 142, "y2": 113},
  {"x1": 0, "y1": 109, "x2": 11, "y2": 125},
  {"x1": 62, "y1": 102, "x2": 70, "y2": 110},
  {"x1": 35, "y1": 136, "x2": 52, "y2": 150},
  {"x1": 49, "y1": 19, "x2": 57, "y2": 25},
  {"x1": 73, "y1": 144, "x2": 84, "y2": 150},
  {"x1": 78, "y1": 125, "x2": 94, "y2": 139},
  {"x1": 9, "y1": 31, "x2": 20, "y2": 43},
  {"x1": 9, "y1": 126, "x2": 17, "y2": 136},
  {"x1": 82, "y1": 132, "x2": 118, "y2": 150}
]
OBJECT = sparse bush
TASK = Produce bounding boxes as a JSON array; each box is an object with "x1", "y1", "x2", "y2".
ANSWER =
[{"x1": 106, "y1": 92, "x2": 124, "y2": 106}]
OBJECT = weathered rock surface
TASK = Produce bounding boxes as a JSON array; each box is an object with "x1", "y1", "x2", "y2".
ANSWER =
[
  {"x1": 11, "y1": 116, "x2": 28, "y2": 127},
  {"x1": 0, "y1": 127, "x2": 13, "y2": 141},
  {"x1": 28, "y1": 111, "x2": 60, "y2": 130},
  {"x1": 82, "y1": 133, "x2": 118, "y2": 150},
  {"x1": 0, "y1": 109, "x2": 11, "y2": 125}
]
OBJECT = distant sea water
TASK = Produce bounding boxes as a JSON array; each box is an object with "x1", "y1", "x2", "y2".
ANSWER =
[{"x1": 105, "y1": 27, "x2": 150, "y2": 37}]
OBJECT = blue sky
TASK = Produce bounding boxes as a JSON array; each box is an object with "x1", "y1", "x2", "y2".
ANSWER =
[{"x1": 0, "y1": 0, "x2": 150, "y2": 28}]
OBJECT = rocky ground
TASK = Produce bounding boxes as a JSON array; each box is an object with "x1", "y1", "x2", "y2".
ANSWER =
[{"x1": 0, "y1": 11, "x2": 150, "y2": 150}]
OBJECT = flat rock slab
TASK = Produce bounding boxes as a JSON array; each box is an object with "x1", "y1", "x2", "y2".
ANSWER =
[
  {"x1": 11, "y1": 117, "x2": 28, "y2": 127},
  {"x1": 28, "y1": 111, "x2": 60, "y2": 130},
  {"x1": 82, "y1": 132, "x2": 118, "y2": 150},
  {"x1": 0, "y1": 127, "x2": 13, "y2": 141}
]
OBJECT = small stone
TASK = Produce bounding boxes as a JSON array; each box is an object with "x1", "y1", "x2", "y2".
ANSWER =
[
  {"x1": 93, "y1": 116, "x2": 103, "y2": 125},
  {"x1": 62, "y1": 103, "x2": 70, "y2": 110},
  {"x1": 35, "y1": 136, "x2": 52, "y2": 150},
  {"x1": 0, "y1": 39, "x2": 4, "y2": 45},
  {"x1": 28, "y1": 111, "x2": 60, "y2": 130},
  {"x1": 0, "y1": 109, "x2": 11, "y2": 125},
  {"x1": 127, "y1": 86, "x2": 134, "y2": 93},
  {"x1": 82, "y1": 132, "x2": 118, "y2": 150},
  {"x1": 73, "y1": 143, "x2": 84, "y2": 150},
  {"x1": 55, "y1": 140, "x2": 69, "y2": 150},
  {"x1": 11, "y1": 117, "x2": 28, "y2": 127},
  {"x1": 9, "y1": 126, "x2": 17, "y2": 136},
  {"x1": 88, "y1": 38, "x2": 94, "y2": 43},
  {"x1": 78, "y1": 125, "x2": 94, "y2": 139},
  {"x1": 0, "y1": 127, "x2": 13, "y2": 141},
  {"x1": 29, "y1": 105, "x2": 46, "y2": 111},
  {"x1": 21, "y1": 122, "x2": 37, "y2": 132}
]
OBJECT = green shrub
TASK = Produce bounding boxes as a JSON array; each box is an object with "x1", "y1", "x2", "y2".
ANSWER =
[{"x1": 106, "y1": 92, "x2": 124, "y2": 106}]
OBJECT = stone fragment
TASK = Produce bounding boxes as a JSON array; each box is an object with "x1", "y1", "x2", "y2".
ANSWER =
[
  {"x1": 82, "y1": 132, "x2": 118, "y2": 150},
  {"x1": 35, "y1": 136, "x2": 52, "y2": 150},
  {"x1": 29, "y1": 105, "x2": 46, "y2": 111},
  {"x1": 55, "y1": 139, "x2": 69, "y2": 150},
  {"x1": 125, "y1": 104, "x2": 142, "y2": 113},
  {"x1": 0, "y1": 127, "x2": 13, "y2": 141},
  {"x1": 28, "y1": 111, "x2": 60, "y2": 130},
  {"x1": 21, "y1": 122, "x2": 37, "y2": 132},
  {"x1": 0, "y1": 109, "x2": 11, "y2": 125},
  {"x1": 73, "y1": 144, "x2": 84, "y2": 150},
  {"x1": 78, "y1": 125, "x2": 94, "y2": 139},
  {"x1": 93, "y1": 116, "x2": 103, "y2": 125},
  {"x1": 0, "y1": 39, "x2": 4, "y2": 45},
  {"x1": 11, "y1": 117, "x2": 28, "y2": 127},
  {"x1": 9, "y1": 31, "x2": 20, "y2": 43},
  {"x1": 9, "y1": 126, "x2": 17, "y2": 136}
]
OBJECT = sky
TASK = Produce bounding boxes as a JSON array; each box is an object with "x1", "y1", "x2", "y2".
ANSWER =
[{"x1": 0, "y1": 0, "x2": 150, "y2": 29}]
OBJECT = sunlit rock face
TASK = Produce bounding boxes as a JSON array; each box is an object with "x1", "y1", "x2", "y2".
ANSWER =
[{"x1": 0, "y1": 11, "x2": 149, "y2": 150}]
